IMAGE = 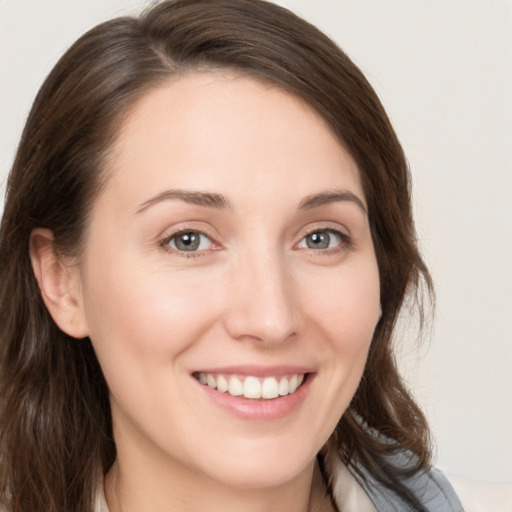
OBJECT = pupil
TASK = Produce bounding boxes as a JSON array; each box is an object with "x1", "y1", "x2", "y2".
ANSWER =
[
  {"x1": 176, "y1": 232, "x2": 199, "y2": 251},
  {"x1": 307, "y1": 232, "x2": 329, "y2": 249}
]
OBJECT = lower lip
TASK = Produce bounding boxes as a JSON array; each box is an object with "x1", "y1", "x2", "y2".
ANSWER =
[{"x1": 195, "y1": 375, "x2": 314, "y2": 421}]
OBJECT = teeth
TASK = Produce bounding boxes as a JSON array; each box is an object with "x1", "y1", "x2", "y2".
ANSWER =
[
  {"x1": 196, "y1": 372, "x2": 306, "y2": 400},
  {"x1": 228, "y1": 376, "x2": 243, "y2": 396},
  {"x1": 216, "y1": 375, "x2": 229, "y2": 393},
  {"x1": 289, "y1": 375, "x2": 298, "y2": 393},
  {"x1": 261, "y1": 377, "x2": 279, "y2": 399},
  {"x1": 278, "y1": 377, "x2": 289, "y2": 396},
  {"x1": 206, "y1": 373, "x2": 216, "y2": 388},
  {"x1": 243, "y1": 376, "x2": 261, "y2": 399}
]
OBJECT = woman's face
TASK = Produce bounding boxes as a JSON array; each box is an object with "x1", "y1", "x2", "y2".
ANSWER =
[{"x1": 75, "y1": 72, "x2": 380, "y2": 490}]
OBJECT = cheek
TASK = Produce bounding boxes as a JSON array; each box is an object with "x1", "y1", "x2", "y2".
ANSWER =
[
  {"x1": 300, "y1": 258, "x2": 380, "y2": 340},
  {"x1": 336, "y1": 272, "x2": 380, "y2": 370},
  {"x1": 80, "y1": 257, "x2": 222, "y2": 377},
  {"x1": 292, "y1": 261, "x2": 379, "y2": 447},
  {"x1": 300, "y1": 257, "x2": 380, "y2": 390}
]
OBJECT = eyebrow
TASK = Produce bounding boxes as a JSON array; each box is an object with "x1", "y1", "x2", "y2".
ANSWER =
[
  {"x1": 298, "y1": 189, "x2": 367, "y2": 214},
  {"x1": 136, "y1": 189, "x2": 232, "y2": 213},
  {"x1": 135, "y1": 187, "x2": 366, "y2": 215}
]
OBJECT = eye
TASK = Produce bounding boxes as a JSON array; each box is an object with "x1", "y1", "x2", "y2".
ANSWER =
[
  {"x1": 297, "y1": 229, "x2": 344, "y2": 250},
  {"x1": 165, "y1": 231, "x2": 213, "y2": 252}
]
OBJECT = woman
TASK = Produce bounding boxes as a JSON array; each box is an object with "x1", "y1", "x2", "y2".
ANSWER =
[{"x1": 0, "y1": 1, "x2": 467, "y2": 511}]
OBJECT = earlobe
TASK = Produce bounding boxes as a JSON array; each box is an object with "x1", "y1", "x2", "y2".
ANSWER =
[{"x1": 29, "y1": 228, "x2": 89, "y2": 339}]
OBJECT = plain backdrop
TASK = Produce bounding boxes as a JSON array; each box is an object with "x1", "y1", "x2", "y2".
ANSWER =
[{"x1": 1, "y1": 0, "x2": 511, "y2": 484}]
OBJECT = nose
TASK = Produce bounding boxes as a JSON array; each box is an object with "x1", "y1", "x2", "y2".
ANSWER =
[{"x1": 222, "y1": 247, "x2": 302, "y2": 346}]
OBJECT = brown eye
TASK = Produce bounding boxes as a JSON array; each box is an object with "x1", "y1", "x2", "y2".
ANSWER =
[{"x1": 168, "y1": 232, "x2": 212, "y2": 252}]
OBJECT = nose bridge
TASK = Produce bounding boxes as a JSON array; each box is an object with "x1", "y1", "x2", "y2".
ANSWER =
[{"x1": 224, "y1": 240, "x2": 300, "y2": 345}]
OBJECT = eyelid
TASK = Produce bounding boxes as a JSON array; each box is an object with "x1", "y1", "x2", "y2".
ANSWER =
[
  {"x1": 158, "y1": 225, "x2": 222, "y2": 257},
  {"x1": 295, "y1": 223, "x2": 353, "y2": 252}
]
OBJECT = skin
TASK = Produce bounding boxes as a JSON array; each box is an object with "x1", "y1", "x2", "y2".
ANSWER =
[{"x1": 32, "y1": 72, "x2": 381, "y2": 512}]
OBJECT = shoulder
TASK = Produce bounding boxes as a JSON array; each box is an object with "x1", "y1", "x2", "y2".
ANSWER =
[{"x1": 328, "y1": 449, "x2": 465, "y2": 512}]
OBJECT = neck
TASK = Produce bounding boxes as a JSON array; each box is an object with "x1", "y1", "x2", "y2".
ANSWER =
[{"x1": 105, "y1": 456, "x2": 334, "y2": 512}]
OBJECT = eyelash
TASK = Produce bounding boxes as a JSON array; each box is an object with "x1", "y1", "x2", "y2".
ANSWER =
[
  {"x1": 159, "y1": 229, "x2": 217, "y2": 259},
  {"x1": 297, "y1": 227, "x2": 353, "y2": 254},
  {"x1": 158, "y1": 226, "x2": 353, "y2": 258}
]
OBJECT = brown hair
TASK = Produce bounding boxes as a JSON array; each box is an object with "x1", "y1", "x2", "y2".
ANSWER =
[{"x1": 0, "y1": 1, "x2": 432, "y2": 510}]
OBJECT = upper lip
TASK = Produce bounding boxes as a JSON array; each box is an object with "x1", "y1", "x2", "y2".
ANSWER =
[{"x1": 191, "y1": 365, "x2": 314, "y2": 377}]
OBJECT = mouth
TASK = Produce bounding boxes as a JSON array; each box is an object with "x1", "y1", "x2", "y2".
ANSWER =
[{"x1": 193, "y1": 372, "x2": 308, "y2": 400}]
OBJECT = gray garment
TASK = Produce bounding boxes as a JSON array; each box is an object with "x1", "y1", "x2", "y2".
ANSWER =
[{"x1": 351, "y1": 454, "x2": 465, "y2": 512}]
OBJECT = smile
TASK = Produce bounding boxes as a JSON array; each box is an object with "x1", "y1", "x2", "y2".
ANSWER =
[{"x1": 194, "y1": 372, "x2": 306, "y2": 400}]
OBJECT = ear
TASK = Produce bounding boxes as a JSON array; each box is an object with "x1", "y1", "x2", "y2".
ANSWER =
[{"x1": 29, "y1": 228, "x2": 89, "y2": 339}]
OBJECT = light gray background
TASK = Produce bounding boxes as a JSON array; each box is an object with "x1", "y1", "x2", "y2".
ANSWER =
[{"x1": 1, "y1": 0, "x2": 511, "y2": 484}]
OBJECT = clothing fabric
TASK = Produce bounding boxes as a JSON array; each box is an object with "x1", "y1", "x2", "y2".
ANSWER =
[
  {"x1": 95, "y1": 455, "x2": 463, "y2": 512},
  {"x1": 328, "y1": 452, "x2": 512, "y2": 512},
  {"x1": 329, "y1": 451, "x2": 464, "y2": 511},
  {"x1": 95, "y1": 453, "x2": 512, "y2": 511},
  {"x1": 353, "y1": 464, "x2": 464, "y2": 511}
]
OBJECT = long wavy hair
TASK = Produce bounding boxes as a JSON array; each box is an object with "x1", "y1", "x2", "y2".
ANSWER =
[{"x1": 0, "y1": 1, "x2": 433, "y2": 510}]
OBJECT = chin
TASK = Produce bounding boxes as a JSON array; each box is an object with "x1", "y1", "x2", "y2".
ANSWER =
[
  {"x1": 208, "y1": 463, "x2": 310, "y2": 490},
  {"x1": 194, "y1": 439, "x2": 317, "y2": 490}
]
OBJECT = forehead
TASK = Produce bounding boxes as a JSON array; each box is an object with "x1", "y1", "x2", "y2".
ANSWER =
[{"x1": 103, "y1": 71, "x2": 364, "y2": 211}]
